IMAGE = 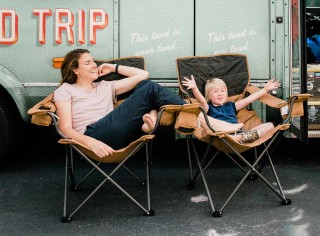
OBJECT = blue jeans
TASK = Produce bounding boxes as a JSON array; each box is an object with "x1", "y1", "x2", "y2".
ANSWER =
[{"x1": 85, "y1": 80, "x2": 185, "y2": 149}]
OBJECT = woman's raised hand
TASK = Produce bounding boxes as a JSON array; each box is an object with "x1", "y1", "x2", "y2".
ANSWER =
[{"x1": 98, "y1": 63, "x2": 116, "y2": 77}]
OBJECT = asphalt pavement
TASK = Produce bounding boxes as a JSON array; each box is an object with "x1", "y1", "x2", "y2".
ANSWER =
[{"x1": 0, "y1": 124, "x2": 319, "y2": 235}]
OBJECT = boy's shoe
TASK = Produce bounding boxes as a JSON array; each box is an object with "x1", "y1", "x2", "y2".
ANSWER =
[{"x1": 240, "y1": 129, "x2": 260, "y2": 143}]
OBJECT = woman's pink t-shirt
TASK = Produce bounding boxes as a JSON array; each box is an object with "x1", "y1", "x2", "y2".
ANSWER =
[{"x1": 53, "y1": 80, "x2": 116, "y2": 134}]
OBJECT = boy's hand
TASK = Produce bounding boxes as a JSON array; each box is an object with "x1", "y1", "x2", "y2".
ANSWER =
[
  {"x1": 264, "y1": 78, "x2": 280, "y2": 92},
  {"x1": 182, "y1": 75, "x2": 197, "y2": 90}
]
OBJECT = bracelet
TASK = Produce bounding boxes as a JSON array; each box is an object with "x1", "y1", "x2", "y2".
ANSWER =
[{"x1": 115, "y1": 64, "x2": 120, "y2": 74}]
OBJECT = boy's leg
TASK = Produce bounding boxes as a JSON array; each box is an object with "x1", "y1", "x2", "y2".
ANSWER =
[
  {"x1": 251, "y1": 122, "x2": 274, "y2": 137},
  {"x1": 239, "y1": 122, "x2": 274, "y2": 143},
  {"x1": 198, "y1": 113, "x2": 244, "y2": 133}
]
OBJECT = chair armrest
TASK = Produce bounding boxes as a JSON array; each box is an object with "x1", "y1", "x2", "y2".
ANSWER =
[
  {"x1": 246, "y1": 85, "x2": 312, "y2": 107},
  {"x1": 27, "y1": 93, "x2": 56, "y2": 114},
  {"x1": 174, "y1": 104, "x2": 201, "y2": 134},
  {"x1": 281, "y1": 94, "x2": 312, "y2": 122},
  {"x1": 246, "y1": 85, "x2": 312, "y2": 121},
  {"x1": 151, "y1": 104, "x2": 182, "y2": 129},
  {"x1": 27, "y1": 93, "x2": 56, "y2": 126},
  {"x1": 245, "y1": 85, "x2": 286, "y2": 108},
  {"x1": 287, "y1": 93, "x2": 312, "y2": 104}
]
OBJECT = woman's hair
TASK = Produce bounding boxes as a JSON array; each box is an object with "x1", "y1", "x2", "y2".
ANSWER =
[
  {"x1": 204, "y1": 78, "x2": 228, "y2": 102},
  {"x1": 60, "y1": 48, "x2": 90, "y2": 84}
]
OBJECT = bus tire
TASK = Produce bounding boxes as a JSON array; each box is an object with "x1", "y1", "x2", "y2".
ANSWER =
[{"x1": 0, "y1": 97, "x2": 23, "y2": 163}]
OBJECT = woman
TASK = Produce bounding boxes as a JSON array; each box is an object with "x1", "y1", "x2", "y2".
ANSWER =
[
  {"x1": 54, "y1": 48, "x2": 187, "y2": 158},
  {"x1": 54, "y1": 48, "x2": 242, "y2": 158}
]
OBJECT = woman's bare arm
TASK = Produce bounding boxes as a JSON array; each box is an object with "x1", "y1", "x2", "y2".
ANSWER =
[
  {"x1": 55, "y1": 100, "x2": 115, "y2": 158},
  {"x1": 98, "y1": 63, "x2": 149, "y2": 96}
]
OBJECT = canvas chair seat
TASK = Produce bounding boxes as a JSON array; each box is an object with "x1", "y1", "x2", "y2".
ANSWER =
[
  {"x1": 175, "y1": 91, "x2": 308, "y2": 153},
  {"x1": 175, "y1": 105, "x2": 291, "y2": 154},
  {"x1": 27, "y1": 56, "x2": 182, "y2": 222},
  {"x1": 58, "y1": 135, "x2": 155, "y2": 163},
  {"x1": 175, "y1": 54, "x2": 311, "y2": 217}
]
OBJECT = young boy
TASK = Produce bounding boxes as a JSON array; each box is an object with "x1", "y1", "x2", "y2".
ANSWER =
[{"x1": 182, "y1": 76, "x2": 280, "y2": 143}]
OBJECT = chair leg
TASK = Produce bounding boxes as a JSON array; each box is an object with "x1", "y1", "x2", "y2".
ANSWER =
[
  {"x1": 224, "y1": 152, "x2": 246, "y2": 173},
  {"x1": 190, "y1": 139, "x2": 220, "y2": 217},
  {"x1": 186, "y1": 135, "x2": 199, "y2": 190},
  {"x1": 248, "y1": 144, "x2": 273, "y2": 180},
  {"x1": 68, "y1": 148, "x2": 77, "y2": 192},
  {"x1": 61, "y1": 142, "x2": 154, "y2": 222},
  {"x1": 75, "y1": 161, "x2": 145, "y2": 189},
  {"x1": 186, "y1": 136, "x2": 217, "y2": 190},
  {"x1": 75, "y1": 162, "x2": 102, "y2": 189},
  {"x1": 256, "y1": 130, "x2": 285, "y2": 174},
  {"x1": 250, "y1": 134, "x2": 291, "y2": 204},
  {"x1": 218, "y1": 164, "x2": 254, "y2": 213},
  {"x1": 144, "y1": 142, "x2": 155, "y2": 216},
  {"x1": 267, "y1": 155, "x2": 291, "y2": 205},
  {"x1": 216, "y1": 136, "x2": 291, "y2": 213},
  {"x1": 186, "y1": 135, "x2": 194, "y2": 184},
  {"x1": 121, "y1": 139, "x2": 155, "y2": 188},
  {"x1": 62, "y1": 145, "x2": 73, "y2": 223},
  {"x1": 188, "y1": 132, "x2": 292, "y2": 217},
  {"x1": 121, "y1": 165, "x2": 146, "y2": 186}
]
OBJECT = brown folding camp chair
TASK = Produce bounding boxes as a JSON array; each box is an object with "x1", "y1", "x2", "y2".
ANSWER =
[
  {"x1": 28, "y1": 56, "x2": 181, "y2": 222},
  {"x1": 175, "y1": 54, "x2": 311, "y2": 217}
]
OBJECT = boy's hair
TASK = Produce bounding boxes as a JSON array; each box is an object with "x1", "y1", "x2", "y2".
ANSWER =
[{"x1": 204, "y1": 78, "x2": 228, "y2": 102}]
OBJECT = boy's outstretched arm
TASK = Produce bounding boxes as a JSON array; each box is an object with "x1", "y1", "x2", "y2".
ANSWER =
[
  {"x1": 235, "y1": 78, "x2": 280, "y2": 111},
  {"x1": 182, "y1": 75, "x2": 209, "y2": 112}
]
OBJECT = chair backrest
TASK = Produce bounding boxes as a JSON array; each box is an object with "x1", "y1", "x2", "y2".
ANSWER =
[{"x1": 176, "y1": 54, "x2": 250, "y2": 102}]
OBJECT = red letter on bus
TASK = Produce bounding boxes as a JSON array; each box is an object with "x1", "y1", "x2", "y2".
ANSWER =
[
  {"x1": 89, "y1": 9, "x2": 108, "y2": 44},
  {"x1": 55, "y1": 9, "x2": 74, "y2": 44},
  {"x1": 0, "y1": 10, "x2": 18, "y2": 45},
  {"x1": 33, "y1": 9, "x2": 52, "y2": 44}
]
